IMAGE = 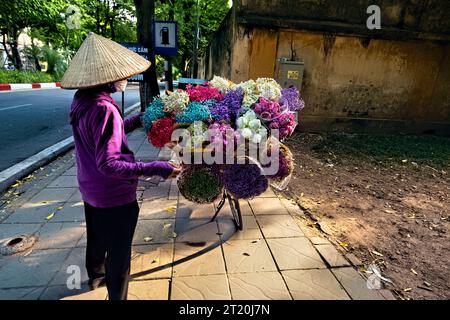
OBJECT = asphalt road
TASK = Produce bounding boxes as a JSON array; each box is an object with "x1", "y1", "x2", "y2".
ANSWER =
[{"x1": 0, "y1": 86, "x2": 141, "y2": 172}]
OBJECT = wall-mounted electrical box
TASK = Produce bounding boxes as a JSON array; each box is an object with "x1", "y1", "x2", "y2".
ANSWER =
[{"x1": 276, "y1": 59, "x2": 304, "y2": 90}]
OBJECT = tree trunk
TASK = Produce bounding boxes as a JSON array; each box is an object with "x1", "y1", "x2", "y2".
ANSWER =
[
  {"x1": 96, "y1": 2, "x2": 101, "y2": 34},
  {"x1": 104, "y1": 0, "x2": 110, "y2": 37},
  {"x1": 34, "y1": 57, "x2": 41, "y2": 71},
  {"x1": 192, "y1": 1, "x2": 200, "y2": 78},
  {"x1": 10, "y1": 29, "x2": 23, "y2": 70},
  {"x1": 110, "y1": 5, "x2": 116, "y2": 41},
  {"x1": 181, "y1": 54, "x2": 190, "y2": 77},
  {"x1": 134, "y1": 0, "x2": 160, "y2": 111},
  {"x1": 1, "y1": 33, "x2": 14, "y2": 66},
  {"x1": 165, "y1": 4, "x2": 174, "y2": 91}
]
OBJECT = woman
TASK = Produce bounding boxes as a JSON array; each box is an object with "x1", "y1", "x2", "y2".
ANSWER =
[{"x1": 61, "y1": 33, "x2": 180, "y2": 300}]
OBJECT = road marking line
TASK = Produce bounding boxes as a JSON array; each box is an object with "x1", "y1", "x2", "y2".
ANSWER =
[{"x1": 0, "y1": 104, "x2": 33, "y2": 111}]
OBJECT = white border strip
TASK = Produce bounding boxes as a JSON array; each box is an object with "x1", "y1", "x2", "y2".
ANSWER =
[
  {"x1": 40, "y1": 83, "x2": 59, "y2": 89},
  {"x1": 10, "y1": 84, "x2": 33, "y2": 90}
]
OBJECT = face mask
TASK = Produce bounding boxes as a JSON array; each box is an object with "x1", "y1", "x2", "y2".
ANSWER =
[{"x1": 114, "y1": 80, "x2": 128, "y2": 92}]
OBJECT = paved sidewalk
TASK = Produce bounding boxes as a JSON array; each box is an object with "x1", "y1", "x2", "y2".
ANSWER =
[{"x1": 0, "y1": 128, "x2": 388, "y2": 300}]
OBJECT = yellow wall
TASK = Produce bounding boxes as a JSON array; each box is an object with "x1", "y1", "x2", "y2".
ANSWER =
[
  {"x1": 248, "y1": 29, "x2": 278, "y2": 80},
  {"x1": 229, "y1": 27, "x2": 450, "y2": 133}
]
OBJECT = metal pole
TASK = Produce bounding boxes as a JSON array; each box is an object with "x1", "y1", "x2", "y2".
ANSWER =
[
  {"x1": 135, "y1": 0, "x2": 158, "y2": 110},
  {"x1": 167, "y1": 2, "x2": 174, "y2": 91},
  {"x1": 164, "y1": 60, "x2": 169, "y2": 91},
  {"x1": 121, "y1": 91, "x2": 125, "y2": 115},
  {"x1": 192, "y1": 0, "x2": 200, "y2": 78}
]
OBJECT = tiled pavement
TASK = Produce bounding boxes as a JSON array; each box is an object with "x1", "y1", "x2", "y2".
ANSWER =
[{"x1": 0, "y1": 128, "x2": 387, "y2": 300}]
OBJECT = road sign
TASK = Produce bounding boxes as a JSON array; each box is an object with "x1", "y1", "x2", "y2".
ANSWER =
[
  {"x1": 121, "y1": 43, "x2": 149, "y2": 82},
  {"x1": 154, "y1": 21, "x2": 177, "y2": 56}
]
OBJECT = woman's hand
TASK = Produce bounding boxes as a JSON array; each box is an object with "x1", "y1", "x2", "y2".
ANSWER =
[
  {"x1": 165, "y1": 141, "x2": 178, "y2": 150},
  {"x1": 168, "y1": 161, "x2": 182, "y2": 179}
]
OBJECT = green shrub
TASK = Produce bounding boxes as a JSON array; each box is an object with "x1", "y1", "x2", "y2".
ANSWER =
[
  {"x1": 0, "y1": 69, "x2": 60, "y2": 83},
  {"x1": 41, "y1": 46, "x2": 67, "y2": 78}
]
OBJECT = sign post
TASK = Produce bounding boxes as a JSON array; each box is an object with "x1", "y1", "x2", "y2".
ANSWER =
[
  {"x1": 120, "y1": 43, "x2": 149, "y2": 114},
  {"x1": 120, "y1": 43, "x2": 149, "y2": 82},
  {"x1": 154, "y1": 21, "x2": 178, "y2": 91},
  {"x1": 153, "y1": 21, "x2": 178, "y2": 56}
]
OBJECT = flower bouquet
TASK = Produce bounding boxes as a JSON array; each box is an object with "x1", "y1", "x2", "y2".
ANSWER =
[
  {"x1": 142, "y1": 75, "x2": 305, "y2": 204},
  {"x1": 177, "y1": 165, "x2": 223, "y2": 204}
]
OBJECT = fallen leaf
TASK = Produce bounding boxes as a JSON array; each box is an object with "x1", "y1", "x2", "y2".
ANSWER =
[
  {"x1": 372, "y1": 250, "x2": 384, "y2": 257},
  {"x1": 172, "y1": 232, "x2": 177, "y2": 238},
  {"x1": 403, "y1": 288, "x2": 412, "y2": 292},
  {"x1": 46, "y1": 212, "x2": 55, "y2": 220},
  {"x1": 165, "y1": 206, "x2": 176, "y2": 213},
  {"x1": 411, "y1": 268, "x2": 418, "y2": 275},
  {"x1": 368, "y1": 265, "x2": 394, "y2": 285},
  {"x1": 45, "y1": 205, "x2": 64, "y2": 220},
  {"x1": 417, "y1": 285, "x2": 433, "y2": 292},
  {"x1": 340, "y1": 242, "x2": 349, "y2": 247},
  {"x1": 143, "y1": 236, "x2": 153, "y2": 242},
  {"x1": 163, "y1": 223, "x2": 172, "y2": 229}
]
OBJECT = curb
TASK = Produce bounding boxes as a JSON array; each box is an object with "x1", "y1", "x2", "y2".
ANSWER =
[
  {"x1": 0, "y1": 102, "x2": 141, "y2": 194},
  {"x1": 0, "y1": 82, "x2": 61, "y2": 92}
]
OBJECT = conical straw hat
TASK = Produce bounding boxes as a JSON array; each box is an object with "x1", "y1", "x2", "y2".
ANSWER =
[{"x1": 61, "y1": 32, "x2": 151, "y2": 89}]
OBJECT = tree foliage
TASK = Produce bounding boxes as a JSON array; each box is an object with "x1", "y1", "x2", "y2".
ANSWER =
[
  {"x1": 155, "y1": 0, "x2": 230, "y2": 75},
  {"x1": 83, "y1": 0, "x2": 137, "y2": 42},
  {"x1": 1, "y1": 0, "x2": 230, "y2": 75},
  {"x1": 31, "y1": 0, "x2": 137, "y2": 51},
  {"x1": 0, "y1": 0, "x2": 65, "y2": 69},
  {"x1": 0, "y1": 0, "x2": 137, "y2": 70}
]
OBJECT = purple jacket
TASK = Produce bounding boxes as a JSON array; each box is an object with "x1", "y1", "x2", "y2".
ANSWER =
[{"x1": 70, "y1": 89, "x2": 173, "y2": 208}]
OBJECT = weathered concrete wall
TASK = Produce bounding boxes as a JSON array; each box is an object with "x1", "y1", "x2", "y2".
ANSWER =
[
  {"x1": 229, "y1": 25, "x2": 251, "y2": 83},
  {"x1": 200, "y1": 9, "x2": 236, "y2": 80},
  {"x1": 200, "y1": 1, "x2": 450, "y2": 133},
  {"x1": 237, "y1": 0, "x2": 450, "y2": 39},
  {"x1": 275, "y1": 30, "x2": 450, "y2": 132},
  {"x1": 248, "y1": 28, "x2": 278, "y2": 80}
]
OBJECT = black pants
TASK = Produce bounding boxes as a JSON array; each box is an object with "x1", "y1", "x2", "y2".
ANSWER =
[{"x1": 84, "y1": 200, "x2": 139, "y2": 300}]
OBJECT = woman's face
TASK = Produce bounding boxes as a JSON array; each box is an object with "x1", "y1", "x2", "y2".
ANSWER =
[{"x1": 114, "y1": 79, "x2": 128, "y2": 92}]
